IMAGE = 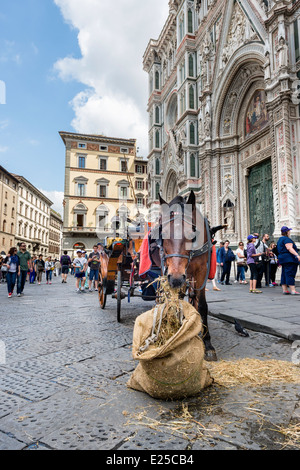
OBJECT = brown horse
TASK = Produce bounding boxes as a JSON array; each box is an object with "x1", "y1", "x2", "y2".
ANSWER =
[{"x1": 151, "y1": 191, "x2": 224, "y2": 361}]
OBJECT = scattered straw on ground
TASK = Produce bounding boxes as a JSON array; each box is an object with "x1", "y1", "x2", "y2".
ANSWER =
[
  {"x1": 277, "y1": 423, "x2": 300, "y2": 449},
  {"x1": 124, "y1": 405, "x2": 222, "y2": 441},
  {"x1": 207, "y1": 358, "x2": 300, "y2": 388}
]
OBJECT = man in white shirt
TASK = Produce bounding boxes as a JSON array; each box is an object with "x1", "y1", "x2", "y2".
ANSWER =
[{"x1": 73, "y1": 250, "x2": 87, "y2": 293}]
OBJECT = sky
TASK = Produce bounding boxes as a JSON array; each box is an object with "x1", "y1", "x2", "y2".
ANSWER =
[{"x1": 0, "y1": 0, "x2": 169, "y2": 214}]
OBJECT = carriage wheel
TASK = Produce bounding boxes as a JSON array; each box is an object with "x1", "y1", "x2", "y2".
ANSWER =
[
  {"x1": 98, "y1": 271, "x2": 107, "y2": 309},
  {"x1": 117, "y1": 270, "x2": 122, "y2": 322}
]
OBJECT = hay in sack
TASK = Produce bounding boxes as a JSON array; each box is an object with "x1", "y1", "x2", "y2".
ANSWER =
[{"x1": 127, "y1": 299, "x2": 212, "y2": 400}]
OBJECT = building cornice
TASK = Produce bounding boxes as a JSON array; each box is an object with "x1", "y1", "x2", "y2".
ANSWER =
[
  {"x1": 69, "y1": 167, "x2": 135, "y2": 177},
  {"x1": 59, "y1": 131, "x2": 136, "y2": 147},
  {"x1": 0, "y1": 166, "x2": 20, "y2": 185},
  {"x1": 12, "y1": 174, "x2": 53, "y2": 206}
]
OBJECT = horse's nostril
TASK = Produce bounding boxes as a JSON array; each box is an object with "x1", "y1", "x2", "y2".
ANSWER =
[{"x1": 168, "y1": 275, "x2": 186, "y2": 288}]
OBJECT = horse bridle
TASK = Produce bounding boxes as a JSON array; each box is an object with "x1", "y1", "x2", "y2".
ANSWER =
[{"x1": 156, "y1": 213, "x2": 212, "y2": 291}]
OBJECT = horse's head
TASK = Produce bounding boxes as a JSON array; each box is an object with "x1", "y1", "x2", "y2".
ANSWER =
[{"x1": 159, "y1": 191, "x2": 199, "y2": 289}]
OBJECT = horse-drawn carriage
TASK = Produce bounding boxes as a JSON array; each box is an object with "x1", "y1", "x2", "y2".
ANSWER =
[
  {"x1": 98, "y1": 229, "x2": 160, "y2": 322},
  {"x1": 98, "y1": 191, "x2": 224, "y2": 361}
]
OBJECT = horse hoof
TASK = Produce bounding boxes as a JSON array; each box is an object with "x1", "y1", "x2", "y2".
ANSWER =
[{"x1": 205, "y1": 350, "x2": 218, "y2": 362}]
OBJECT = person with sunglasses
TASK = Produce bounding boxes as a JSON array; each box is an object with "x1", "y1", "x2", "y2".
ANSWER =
[{"x1": 236, "y1": 242, "x2": 247, "y2": 284}]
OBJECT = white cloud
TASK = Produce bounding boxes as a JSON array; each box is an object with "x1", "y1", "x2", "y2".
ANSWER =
[
  {"x1": 0, "y1": 119, "x2": 9, "y2": 130},
  {"x1": 27, "y1": 139, "x2": 40, "y2": 146},
  {"x1": 39, "y1": 189, "x2": 64, "y2": 216},
  {"x1": 53, "y1": 0, "x2": 169, "y2": 157}
]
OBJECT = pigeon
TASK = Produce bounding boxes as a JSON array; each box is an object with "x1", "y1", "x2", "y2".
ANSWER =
[{"x1": 234, "y1": 319, "x2": 249, "y2": 337}]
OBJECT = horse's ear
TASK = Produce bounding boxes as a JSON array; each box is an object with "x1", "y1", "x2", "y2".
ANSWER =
[
  {"x1": 159, "y1": 193, "x2": 167, "y2": 205},
  {"x1": 186, "y1": 191, "x2": 196, "y2": 208}
]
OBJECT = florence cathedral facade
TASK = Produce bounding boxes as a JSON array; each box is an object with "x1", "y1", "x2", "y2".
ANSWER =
[{"x1": 143, "y1": 0, "x2": 300, "y2": 244}]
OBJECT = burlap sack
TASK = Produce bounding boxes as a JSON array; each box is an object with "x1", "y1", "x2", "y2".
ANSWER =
[{"x1": 127, "y1": 301, "x2": 212, "y2": 399}]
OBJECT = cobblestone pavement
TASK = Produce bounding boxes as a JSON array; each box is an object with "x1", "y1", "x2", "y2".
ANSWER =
[{"x1": 0, "y1": 276, "x2": 299, "y2": 451}]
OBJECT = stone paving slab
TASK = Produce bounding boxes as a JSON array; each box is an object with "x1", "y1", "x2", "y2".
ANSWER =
[
  {"x1": 0, "y1": 389, "x2": 104, "y2": 444},
  {"x1": 0, "y1": 430, "x2": 26, "y2": 450},
  {"x1": 0, "y1": 371, "x2": 67, "y2": 401},
  {"x1": 0, "y1": 277, "x2": 300, "y2": 450},
  {"x1": 206, "y1": 283, "x2": 300, "y2": 341}
]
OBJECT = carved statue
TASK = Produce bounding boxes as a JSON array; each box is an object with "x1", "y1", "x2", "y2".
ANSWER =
[
  {"x1": 176, "y1": 141, "x2": 184, "y2": 164},
  {"x1": 204, "y1": 112, "x2": 211, "y2": 137},
  {"x1": 278, "y1": 38, "x2": 288, "y2": 69},
  {"x1": 225, "y1": 207, "x2": 234, "y2": 232}
]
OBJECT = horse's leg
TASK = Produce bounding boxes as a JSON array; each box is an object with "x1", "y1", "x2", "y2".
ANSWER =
[{"x1": 198, "y1": 289, "x2": 217, "y2": 362}]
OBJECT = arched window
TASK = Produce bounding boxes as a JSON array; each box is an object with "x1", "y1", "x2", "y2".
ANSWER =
[
  {"x1": 3, "y1": 220, "x2": 7, "y2": 232},
  {"x1": 180, "y1": 89, "x2": 186, "y2": 115},
  {"x1": 155, "y1": 106, "x2": 160, "y2": 124},
  {"x1": 189, "y1": 85, "x2": 195, "y2": 109},
  {"x1": 179, "y1": 13, "x2": 185, "y2": 42},
  {"x1": 155, "y1": 71, "x2": 160, "y2": 90},
  {"x1": 188, "y1": 9, "x2": 193, "y2": 34},
  {"x1": 155, "y1": 158, "x2": 160, "y2": 175},
  {"x1": 155, "y1": 130, "x2": 160, "y2": 148},
  {"x1": 155, "y1": 182, "x2": 160, "y2": 200},
  {"x1": 190, "y1": 154, "x2": 196, "y2": 177},
  {"x1": 73, "y1": 203, "x2": 88, "y2": 228},
  {"x1": 190, "y1": 122, "x2": 195, "y2": 144},
  {"x1": 188, "y1": 54, "x2": 194, "y2": 77},
  {"x1": 96, "y1": 204, "x2": 109, "y2": 230}
]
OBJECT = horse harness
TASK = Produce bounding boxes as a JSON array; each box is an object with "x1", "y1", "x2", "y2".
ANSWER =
[{"x1": 155, "y1": 213, "x2": 213, "y2": 293}]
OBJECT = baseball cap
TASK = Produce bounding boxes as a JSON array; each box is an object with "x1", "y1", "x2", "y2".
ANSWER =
[
  {"x1": 247, "y1": 234, "x2": 258, "y2": 241},
  {"x1": 281, "y1": 226, "x2": 292, "y2": 232},
  {"x1": 76, "y1": 249, "x2": 82, "y2": 253}
]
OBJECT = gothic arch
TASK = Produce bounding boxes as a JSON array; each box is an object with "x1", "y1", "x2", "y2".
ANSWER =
[
  {"x1": 213, "y1": 45, "x2": 265, "y2": 139},
  {"x1": 164, "y1": 170, "x2": 178, "y2": 202},
  {"x1": 165, "y1": 90, "x2": 178, "y2": 132}
]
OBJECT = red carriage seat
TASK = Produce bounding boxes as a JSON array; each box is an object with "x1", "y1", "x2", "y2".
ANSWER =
[
  {"x1": 208, "y1": 244, "x2": 217, "y2": 280},
  {"x1": 138, "y1": 232, "x2": 152, "y2": 276}
]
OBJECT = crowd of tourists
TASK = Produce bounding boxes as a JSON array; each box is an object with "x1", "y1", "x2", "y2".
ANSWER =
[
  {"x1": 0, "y1": 243, "x2": 102, "y2": 298},
  {"x1": 216, "y1": 225, "x2": 300, "y2": 294},
  {"x1": 1, "y1": 226, "x2": 299, "y2": 298}
]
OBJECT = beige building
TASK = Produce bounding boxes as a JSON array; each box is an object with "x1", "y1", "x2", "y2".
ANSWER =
[
  {"x1": 133, "y1": 155, "x2": 148, "y2": 212},
  {"x1": 60, "y1": 131, "x2": 148, "y2": 254},
  {"x1": 49, "y1": 209, "x2": 63, "y2": 258},
  {"x1": 0, "y1": 166, "x2": 18, "y2": 254},
  {"x1": 13, "y1": 175, "x2": 53, "y2": 256}
]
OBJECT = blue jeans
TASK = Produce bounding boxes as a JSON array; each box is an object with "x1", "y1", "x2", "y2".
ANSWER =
[
  {"x1": 46, "y1": 270, "x2": 53, "y2": 282},
  {"x1": 17, "y1": 270, "x2": 27, "y2": 294},
  {"x1": 281, "y1": 263, "x2": 298, "y2": 286},
  {"x1": 6, "y1": 271, "x2": 17, "y2": 294},
  {"x1": 29, "y1": 270, "x2": 36, "y2": 283},
  {"x1": 89, "y1": 269, "x2": 99, "y2": 281},
  {"x1": 237, "y1": 265, "x2": 245, "y2": 282}
]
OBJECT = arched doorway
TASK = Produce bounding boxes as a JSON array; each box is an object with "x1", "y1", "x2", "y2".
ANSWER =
[
  {"x1": 165, "y1": 170, "x2": 178, "y2": 202},
  {"x1": 215, "y1": 58, "x2": 274, "y2": 240}
]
